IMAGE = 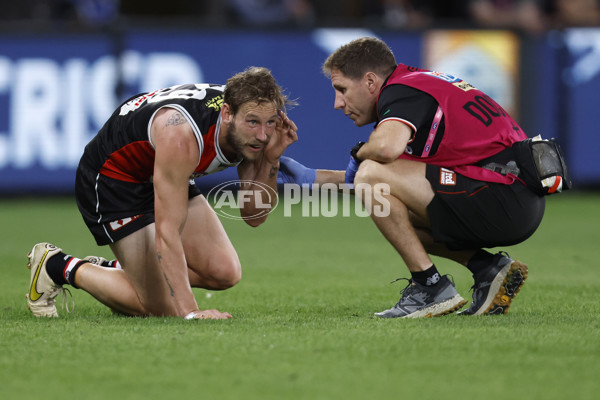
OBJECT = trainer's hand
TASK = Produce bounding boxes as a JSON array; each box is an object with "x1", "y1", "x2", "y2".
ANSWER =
[
  {"x1": 345, "y1": 156, "x2": 360, "y2": 185},
  {"x1": 185, "y1": 309, "x2": 232, "y2": 320},
  {"x1": 346, "y1": 141, "x2": 366, "y2": 185},
  {"x1": 277, "y1": 156, "x2": 317, "y2": 186}
]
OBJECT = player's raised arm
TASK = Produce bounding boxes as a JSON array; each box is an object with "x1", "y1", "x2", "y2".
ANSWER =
[{"x1": 236, "y1": 108, "x2": 298, "y2": 226}]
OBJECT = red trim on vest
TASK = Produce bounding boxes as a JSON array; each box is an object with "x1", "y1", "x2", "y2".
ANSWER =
[
  {"x1": 194, "y1": 124, "x2": 217, "y2": 174},
  {"x1": 99, "y1": 141, "x2": 155, "y2": 183}
]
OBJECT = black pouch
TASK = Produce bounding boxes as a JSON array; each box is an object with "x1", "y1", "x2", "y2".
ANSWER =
[{"x1": 512, "y1": 136, "x2": 572, "y2": 196}]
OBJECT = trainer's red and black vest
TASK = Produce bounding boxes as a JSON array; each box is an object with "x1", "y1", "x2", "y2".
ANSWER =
[{"x1": 378, "y1": 64, "x2": 527, "y2": 184}]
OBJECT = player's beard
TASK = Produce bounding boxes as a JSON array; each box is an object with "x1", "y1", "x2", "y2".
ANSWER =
[{"x1": 226, "y1": 120, "x2": 263, "y2": 162}]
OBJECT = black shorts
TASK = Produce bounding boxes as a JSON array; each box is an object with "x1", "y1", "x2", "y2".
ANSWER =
[
  {"x1": 75, "y1": 163, "x2": 202, "y2": 246},
  {"x1": 425, "y1": 165, "x2": 545, "y2": 250}
]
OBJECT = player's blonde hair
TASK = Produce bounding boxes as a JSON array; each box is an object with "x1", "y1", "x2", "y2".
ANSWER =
[{"x1": 224, "y1": 67, "x2": 295, "y2": 114}]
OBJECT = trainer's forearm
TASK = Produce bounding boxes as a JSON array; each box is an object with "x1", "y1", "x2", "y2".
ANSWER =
[{"x1": 315, "y1": 169, "x2": 345, "y2": 185}]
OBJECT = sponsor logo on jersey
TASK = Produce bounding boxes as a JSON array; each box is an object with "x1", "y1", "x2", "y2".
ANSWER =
[
  {"x1": 423, "y1": 71, "x2": 462, "y2": 84},
  {"x1": 453, "y1": 80, "x2": 476, "y2": 91},
  {"x1": 423, "y1": 71, "x2": 476, "y2": 91},
  {"x1": 119, "y1": 91, "x2": 158, "y2": 115},
  {"x1": 440, "y1": 168, "x2": 457, "y2": 185}
]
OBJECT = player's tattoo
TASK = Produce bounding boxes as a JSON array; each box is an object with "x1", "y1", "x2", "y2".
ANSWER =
[
  {"x1": 165, "y1": 112, "x2": 187, "y2": 127},
  {"x1": 163, "y1": 273, "x2": 175, "y2": 297},
  {"x1": 269, "y1": 165, "x2": 278, "y2": 178},
  {"x1": 157, "y1": 253, "x2": 175, "y2": 297}
]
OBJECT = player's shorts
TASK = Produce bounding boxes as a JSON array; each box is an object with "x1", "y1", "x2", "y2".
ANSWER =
[
  {"x1": 75, "y1": 164, "x2": 202, "y2": 246},
  {"x1": 425, "y1": 164, "x2": 545, "y2": 250}
]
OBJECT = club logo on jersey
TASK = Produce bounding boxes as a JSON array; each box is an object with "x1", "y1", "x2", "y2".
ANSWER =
[
  {"x1": 440, "y1": 168, "x2": 457, "y2": 186},
  {"x1": 206, "y1": 94, "x2": 224, "y2": 111},
  {"x1": 109, "y1": 214, "x2": 143, "y2": 231}
]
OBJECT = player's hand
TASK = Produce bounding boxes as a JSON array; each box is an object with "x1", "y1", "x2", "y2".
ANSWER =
[
  {"x1": 184, "y1": 309, "x2": 232, "y2": 320},
  {"x1": 277, "y1": 156, "x2": 316, "y2": 186},
  {"x1": 264, "y1": 109, "x2": 298, "y2": 163}
]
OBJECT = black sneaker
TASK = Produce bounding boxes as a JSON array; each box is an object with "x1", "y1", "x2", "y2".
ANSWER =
[
  {"x1": 374, "y1": 275, "x2": 467, "y2": 318},
  {"x1": 458, "y1": 252, "x2": 528, "y2": 316}
]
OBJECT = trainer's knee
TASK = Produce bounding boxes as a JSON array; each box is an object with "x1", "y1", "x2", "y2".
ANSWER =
[{"x1": 354, "y1": 159, "x2": 383, "y2": 186}]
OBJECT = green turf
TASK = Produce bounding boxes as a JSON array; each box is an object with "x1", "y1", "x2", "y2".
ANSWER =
[{"x1": 1, "y1": 192, "x2": 599, "y2": 400}]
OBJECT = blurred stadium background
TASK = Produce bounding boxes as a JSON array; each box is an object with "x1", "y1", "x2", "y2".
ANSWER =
[{"x1": 1, "y1": 0, "x2": 599, "y2": 194}]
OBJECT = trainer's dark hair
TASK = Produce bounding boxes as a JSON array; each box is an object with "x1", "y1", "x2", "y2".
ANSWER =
[
  {"x1": 224, "y1": 67, "x2": 295, "y2": 114},
  {"x1": 322, "y1": 37, "x2": 397, "y2": 80}
]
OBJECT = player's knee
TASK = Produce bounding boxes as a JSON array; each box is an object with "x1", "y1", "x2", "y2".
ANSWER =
[
  {"x1": 209, "y1": 255, "x2": 242, "y2": 290},
  {"x1": 221, "y1": 259, "x2": 242, "y2": 289}
]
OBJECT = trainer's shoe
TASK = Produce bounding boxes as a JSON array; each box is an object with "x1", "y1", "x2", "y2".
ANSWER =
[
  {"x1": 26, "y1": 243, "x2": 67, "y2": 317},
  {"x1": 374, "y1": 275, "x2": 467, "y2": 318},
  {"x1": 458, "y1": 252, "x2": 528, "y2": 316}
]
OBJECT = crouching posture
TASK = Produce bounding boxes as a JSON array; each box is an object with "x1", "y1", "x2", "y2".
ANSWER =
[
  {"x1": 27, "y1": 67, "x2": 297, "y2": 319},
  {"x1": 278, "y1": 37, "x2": 546, "y2": 317}
]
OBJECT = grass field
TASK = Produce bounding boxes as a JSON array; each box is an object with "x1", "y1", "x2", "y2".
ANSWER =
[{"x1": 1, "y1": 191, "x2": 599, "y2": 400}]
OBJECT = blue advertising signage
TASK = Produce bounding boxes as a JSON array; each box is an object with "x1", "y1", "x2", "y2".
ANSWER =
[
  {"x1": 0, "y1": 28, "x2": 420, "y2": 192},
  {"x1": 0, "y1": 27, "x2": 598, "y2": 193},
  {"x1": 0, "y1": 34, "x2": 115, "y2": 191},
  {"x1": 560, "y1": 28, "x2": 600, "y2": 185}
]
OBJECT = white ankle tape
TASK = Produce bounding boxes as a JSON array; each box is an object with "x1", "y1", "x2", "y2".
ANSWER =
[
  {"x1": 184, "y1": 311, "x2": 197, "y2": 320},
  {"x1": 64, "y1": 257, "x2": 82, "y2": 285}
]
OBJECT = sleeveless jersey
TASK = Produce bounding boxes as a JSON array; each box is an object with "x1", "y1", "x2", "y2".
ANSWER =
[
  {"x1": 80, "y1": 84, "x2": 239, "y2": 184},
  {"x1": 378, "y1": 64, "x2": 527, "y2": 184}
]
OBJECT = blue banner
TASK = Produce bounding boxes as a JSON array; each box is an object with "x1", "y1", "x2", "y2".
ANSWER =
[
  {"x1": 560, "y1": 29, "x2": 600, "y2": 185},
  {"x1": 0, "y1": 28, "x2": 421, "y2": 192},
  {"x1": 0, "y1": 28, "x2": 598, "y2": 192}
]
